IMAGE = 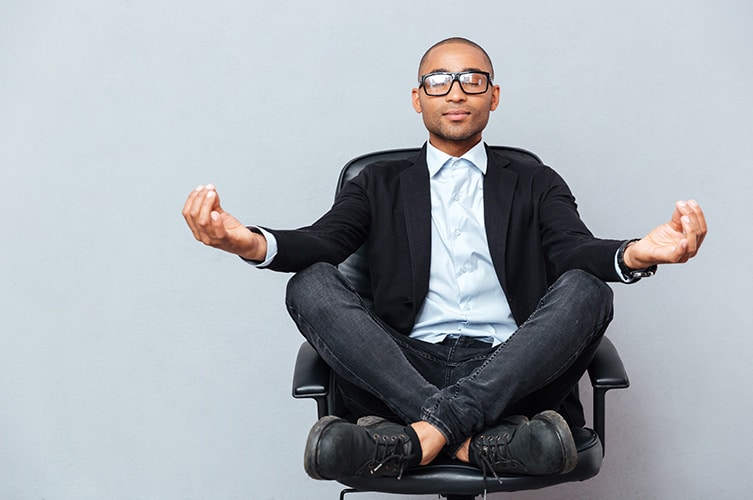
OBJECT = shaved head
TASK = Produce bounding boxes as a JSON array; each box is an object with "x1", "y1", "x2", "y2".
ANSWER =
[{"x1": 418, "y1": 37, "x2": 495, "y2": 81}]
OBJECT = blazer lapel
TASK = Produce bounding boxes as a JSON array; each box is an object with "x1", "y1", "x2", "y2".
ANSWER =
[
  {"x1": 484, "y1": 146, "x2": 517, "y2": 292},
  {"x1": 400, "y1": 145, "x2": 432, "y2": 310}
]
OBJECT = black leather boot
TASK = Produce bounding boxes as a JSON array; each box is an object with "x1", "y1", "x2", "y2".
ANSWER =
[
  {"x1": 469, "y1": 410, "x2": 577, "y2": 476},
  {"x1": 304, "y1": 416, "x2": 420, "y2": 480}
]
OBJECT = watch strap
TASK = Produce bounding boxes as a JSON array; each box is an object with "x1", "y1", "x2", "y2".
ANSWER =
[{"x1": 618, "y1": 239, "x2": 658, "y2": 280}]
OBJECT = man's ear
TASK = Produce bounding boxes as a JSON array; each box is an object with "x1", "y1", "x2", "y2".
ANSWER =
[
  {"x1": 489, "y1": 84, "x2": 501, "y2": 111},
  {"x1": 411, "y1": 88, "x2": 422, "y2": 113}
]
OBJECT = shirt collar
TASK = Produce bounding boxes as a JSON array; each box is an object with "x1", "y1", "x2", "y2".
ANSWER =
[{"x1": 426, "y1": 141, "x2": 488, "y2": 177}]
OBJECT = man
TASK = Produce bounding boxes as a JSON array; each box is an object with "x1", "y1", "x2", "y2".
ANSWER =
[{"x1": 183, "y1": 38, "x2": 706, "y2": 480}]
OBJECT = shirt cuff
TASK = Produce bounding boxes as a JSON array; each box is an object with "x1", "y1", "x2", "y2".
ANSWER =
[{"x1": 241, "y1": 226, "x2": 278, "y2": 268}]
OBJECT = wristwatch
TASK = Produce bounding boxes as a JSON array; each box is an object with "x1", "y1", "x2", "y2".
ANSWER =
[{"x1": 618, "y1": 239, "x2": 658, "y2": 280}]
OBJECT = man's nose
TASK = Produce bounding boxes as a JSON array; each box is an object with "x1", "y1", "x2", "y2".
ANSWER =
[{"x1": 445, "y1": 80, "x2": 467, "y2": 101}]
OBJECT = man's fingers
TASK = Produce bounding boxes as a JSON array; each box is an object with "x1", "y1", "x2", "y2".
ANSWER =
[
  {"x1": 687, "y1": 199, "x2": 707, "y2": 247},
  {"x1": 182, "y1": 185, "x2": 206, "y2": 239},
  {"x1": 183, "y1": 184, "x2": 224, "y2": 244},
  {"x1": 209, "y1": 210, "x2": 229, "y2": 239},
  {"x1": 678, "y1": 200, "x2": 708, "y2": 256},
  {"x1": 667, "y1": 200, "x2": 689, "y2": 232},
  {"x1": 680, "y1": 215, "x2": 698, "y2": 258}
]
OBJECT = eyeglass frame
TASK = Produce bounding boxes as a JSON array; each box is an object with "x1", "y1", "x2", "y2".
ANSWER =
[{"x1": 418, "y1": 70, "x2": 493, "y2": 97}]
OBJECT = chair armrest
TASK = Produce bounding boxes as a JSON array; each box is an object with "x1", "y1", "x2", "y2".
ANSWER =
[
  {"x1": 292, "y1": 342, "x2": 330, "y2": 399},
  {"x1": 587, "y1": 336, "x2": 629, "y2": 456},
  {"x1": 292, "y1": 342, "x2": 331, "y2": 419},
  {"x1": 588, "y1": 337, "x2": 630, "y2": 390}
]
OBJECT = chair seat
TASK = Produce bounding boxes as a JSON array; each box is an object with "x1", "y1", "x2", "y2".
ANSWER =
[{"x1": 337, "y1": 427, "x2": 602, "y2": 495}]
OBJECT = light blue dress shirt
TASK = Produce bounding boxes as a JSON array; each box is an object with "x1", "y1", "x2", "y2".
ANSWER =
[{"x1": 409, "y1": 142, "x2": 516, "y2": 346}]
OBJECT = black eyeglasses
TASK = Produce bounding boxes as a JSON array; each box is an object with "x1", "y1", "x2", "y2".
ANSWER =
[{"x1": 419, "y1": 71, "x2": 492, "y2": 96}]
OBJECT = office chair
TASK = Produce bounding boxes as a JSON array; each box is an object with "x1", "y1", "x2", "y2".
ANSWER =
[{"x1": 292, "y1": 147, "x2": 630, "y2": 499}]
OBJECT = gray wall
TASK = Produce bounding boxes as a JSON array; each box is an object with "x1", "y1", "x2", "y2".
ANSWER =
[{"x1": 1, "y1": 1, "x2": 750, "y2": 498}]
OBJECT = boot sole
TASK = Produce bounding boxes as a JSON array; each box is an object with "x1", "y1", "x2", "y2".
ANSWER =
[{"x1": 303, "y1": 415, "x2": 342, "y2": 480}]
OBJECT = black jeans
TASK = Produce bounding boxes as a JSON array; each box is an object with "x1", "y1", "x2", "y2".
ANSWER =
[{"x1": 285, "y1": 263, "x2": 613, "y2": 447}]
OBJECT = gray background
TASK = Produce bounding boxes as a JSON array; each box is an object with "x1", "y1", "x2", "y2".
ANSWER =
[{"x1": 1, "y1": 1, "x2": 750, "y2": 499}]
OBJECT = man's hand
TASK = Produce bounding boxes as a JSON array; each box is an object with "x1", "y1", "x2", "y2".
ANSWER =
[
  {"x1": 624, "y1": 199, "x2": 707, "y2": 270},
  {"x1": 182, "y1": 184, "x2": 267, "y2": 261}
]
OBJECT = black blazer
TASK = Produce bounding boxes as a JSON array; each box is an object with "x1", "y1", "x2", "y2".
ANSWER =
[{"x1": 265, "y1": 144, "x2": 624, "y2": 335}]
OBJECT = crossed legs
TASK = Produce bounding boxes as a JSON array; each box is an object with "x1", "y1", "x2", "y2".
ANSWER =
[{"x1": 285, "y1": 263, "x2": 613, "y2": 475}]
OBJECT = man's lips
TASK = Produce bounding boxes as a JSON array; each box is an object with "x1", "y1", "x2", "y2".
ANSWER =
[{"x1": 443, "y1": 109, "x2": 471, "y2": 121}]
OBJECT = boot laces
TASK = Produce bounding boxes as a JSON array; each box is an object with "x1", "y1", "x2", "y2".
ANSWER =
[
  {"x1": 473, "y1": 430, "x2": 527, "y2": 483},
  {"x1": 367, "y1": 432, "x2": 412, "y2": 480}
]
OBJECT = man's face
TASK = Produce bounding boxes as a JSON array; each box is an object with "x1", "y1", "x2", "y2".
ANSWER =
[{"x1": 412, "y1": 43, "x2": 500, "y2": 156}]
